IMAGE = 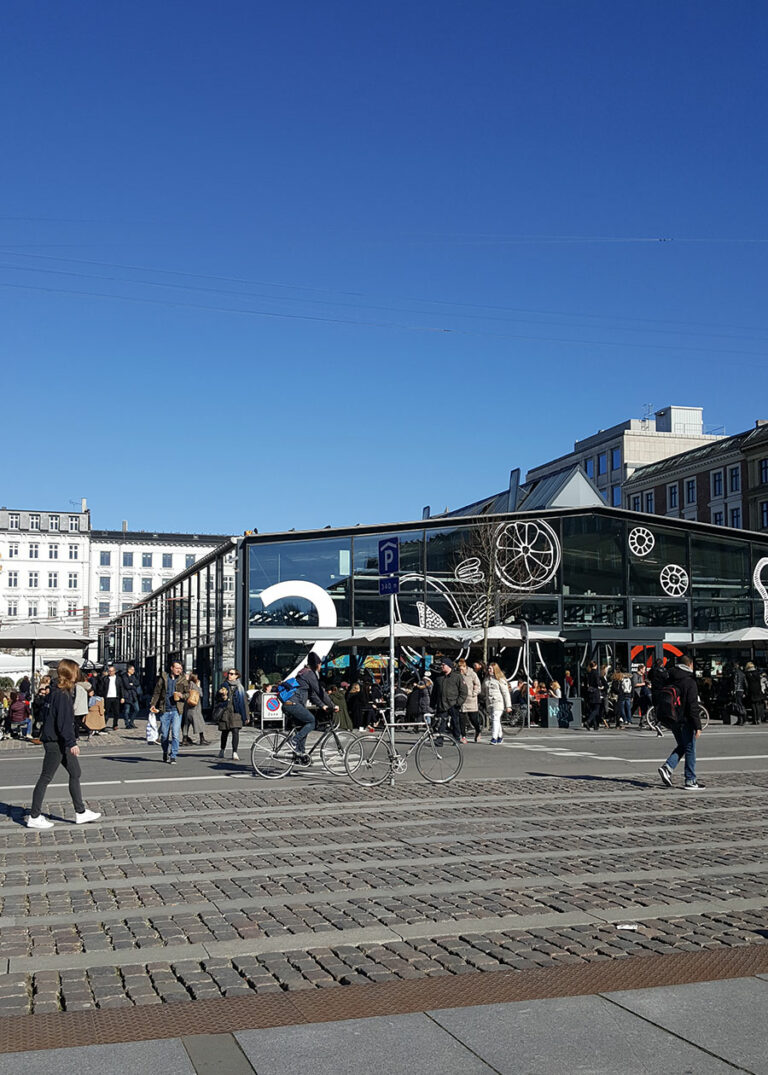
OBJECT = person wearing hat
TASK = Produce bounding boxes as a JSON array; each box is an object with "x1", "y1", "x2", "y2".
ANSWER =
[{"x1": 434, "y1": 657, "x2": 468, "y2": 742}]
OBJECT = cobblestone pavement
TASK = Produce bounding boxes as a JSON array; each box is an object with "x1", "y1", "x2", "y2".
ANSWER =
[{"x1": 1, "y1": 768, "x2": 768, "y2": 1018}]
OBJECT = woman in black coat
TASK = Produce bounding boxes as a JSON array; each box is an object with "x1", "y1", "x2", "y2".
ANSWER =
[{"x1": 745, "y1": 663, "x2": 766, "y2": 724}]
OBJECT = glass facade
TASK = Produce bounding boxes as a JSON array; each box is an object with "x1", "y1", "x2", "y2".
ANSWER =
[{"x1": 101, "y1": 510, "x2": 768, "y2": 701}]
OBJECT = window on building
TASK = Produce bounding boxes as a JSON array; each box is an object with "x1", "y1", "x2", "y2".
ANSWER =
[
  {"x1": 761, "y1": 459, "x2": 768, "y2": 484},
  {"x1": 729, "y1": 466, "x2": 741, "y2": 493},
  {"x1": 713, "y1": 511, "x2": 724, "y2": 526},
  {"x1": 48, "y1": 603, "x2": 57, "y2": 618},
  {"x1": 68, "y1": 572, "x2": 78, "y2": 589},
  {"x1": 730, "y1": 507, "x2": 741, "y2": 528},
  {"x1": 8, "y1": 513, "x2": 19, "y2": 529},
  {"x1": 49, "y1": 515, "x2": 59, "y2": 531},
  {"x1": 598, "y1": 452, "x2": 607, "y2": 476},
  {"x1": 712, "y1": 470, "x2": 723, "y2": 497},
  {"x1": 668, "y1": 485, "x2": 678, "y2": 509},
  {"x1": 631, "y1": 495, "x2": 641, "y2": 512},
  {"x1": 121, "y1": 601, "x2": 133, "y2": 612},
  {"x1": 123, "y1": 551, "x2": 133, "y2": 568},
  {"x1": 185, "y1": 554, "x2": 196, "y2": 568},
  {"x1": 223, "y1": 576, "x2": 235, "y2": 592},
  {"x1": 611, "y1": 447, "x2": 621, "y2": 471},
  {"x1": 29, "y1": 514, "x2": 40, "y2": 530},
  {"x1": 141, "y1": 577, "x2": 152, "y2": 593},
  {"x1": 685, "y1": 478, "x2": 696, "y2": 504},
  {"x1": 8, "y1": 543, "x2": 18, "y2": 558},
  {"x1": 67, "y1": 602, "x2": 77, "y2": 617},
  {"x1": 760, "y1": 501, "x2": 768, "y2": 529},
  {"x1": 122, "y1": 577, "x2": 133, "y2": 593},
  {"x1": 98, "y1": 601, "x2": 110, "y2": 616},
  {"x1": 224, "y1": 603, "x2": 234, "y2": 619},
  {"x1": 28, "y1": 571, "x2": 38, "y2": 588},
  {"x1": 585, "y1": 459, "x2": 594, "y2": 479},
  {"x1": 69, "y1": 544, "x2": 79, "y2": 560},
  {"x1": 49, "y1": 544, "x2": 58, "y2": 559},
  {"x1": 645, "y1": 491, "x2": 655, "y2": 513},
  {"x1": 29, "y1": 543, "x2": 39, "y2": 559},
  {"x1": 142, "y1": 552, "x2": 152, "y2": 568},
  {"x1": 162, "y1": 553, "x2": 173, "y2": 569},
  {"x1": 99, "y1": 550, "x2": 111, "y2": 566},
  {"x1": 611, "y1": 486, "x2": 622, "y2": 507},
  {"x1": 28, "y1": 602, "x2": 38, "y2": 618},
  {"x1": 7, "y1": 571, "x2": 18, "y2": 588},
  {"x1": 99, "y1": 577, "x2": 110, "y2": 592},
  {"x1": 68, "y1": 516, "x2": 79, "y2": 532},
  {"x1": 7, "y1": 600, "x2": 18, "y2": 617},
  {"x1": 48, "y1": 572, "x2": 58, "y2": 588}
]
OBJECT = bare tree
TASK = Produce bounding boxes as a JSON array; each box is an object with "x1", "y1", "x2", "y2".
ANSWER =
[{"x1": 456, "y1": 521, "x2": 519, "y2": 666}]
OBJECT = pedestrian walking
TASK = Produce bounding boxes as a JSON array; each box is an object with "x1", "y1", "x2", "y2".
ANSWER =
[
  {"x1": 26, "y1": 659, "x2": 101, "y2": 830},
  {"x1": 584, "y1": 661, "x2": 606, "y2": 730},
  {"x1": 745, "y1": 662, "x2": 766, "y2": 724},
  {"x1": 149, "y1": 660, "x2": 189, "y2": 764},
  {"x1": 657, "y1": 655, "x2": 704, "y2": 790},
  {"x1": 457, "y1": 658, "x2": 482, "y2": 742},
  {"x1": 732, "y1": 663, "x2": 748, "y2": 725},
  {"x1": 119, "y1": 663, "x2": 141, "y2": 729},
  {"x1": 183, "y1": 672, "x2": 211, "y2": 745},
  {"x1": 434, "y1": 658, "x2": 468, "y2": 742},
  {"x1": 99, "y1": 665, "x2": 124, "y2": 730},
  {"x1": 216, "y1": 668, "x2": 247, "y2": 760},
  {"x1": 484, "y1": 662, "x2": 511, "y2": 744}
]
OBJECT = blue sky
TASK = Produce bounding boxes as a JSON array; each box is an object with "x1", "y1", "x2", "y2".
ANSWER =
[{"x1": 2, "y1": 0, "x2": 767, "y2": 534}]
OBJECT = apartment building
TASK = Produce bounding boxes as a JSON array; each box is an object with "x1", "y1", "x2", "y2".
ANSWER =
[
  {"x1": 525, "y1": 405, "x2": 723, "y2": 508},
  {"x1": 623, "y1": 420, "x2": 768, "y2": 531}
]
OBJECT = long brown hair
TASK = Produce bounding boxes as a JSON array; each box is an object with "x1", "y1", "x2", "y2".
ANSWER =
[{"x1": 57, "y1": 659, "x2": 79, "y2": 691}]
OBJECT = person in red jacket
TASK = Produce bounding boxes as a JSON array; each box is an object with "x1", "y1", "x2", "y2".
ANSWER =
[{"x1": 8, "y1": 691, "x2": 32, "y2": 738}]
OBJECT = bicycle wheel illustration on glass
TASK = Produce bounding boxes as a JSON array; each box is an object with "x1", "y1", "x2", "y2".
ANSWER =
[
  {"x1": 344, "y1": 735, "x2": 393, "y2": 787},
  {"x1": 251, "y1": 729, "x2": 296, "y2": 778},
  {"x1": 415, "y1": 733, "x2": 463, "y2": 784},
  {"x1": 494, "y1": 519, "x2": 561, "y2": 591},
  {"x1": 320, "y1": 728, "x2": 359, "y2": 775}
]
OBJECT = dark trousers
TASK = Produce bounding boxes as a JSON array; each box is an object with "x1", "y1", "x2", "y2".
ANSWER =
[
  {"x1": 220, "y1": 729, "x2": 240, "y2": 752},
  {"x1": 31, "y1": 742, "x2": 84, "y2": 818},
  {"x1": 439, "y1": 706, "x2": 462, "y2": 741},
  {"x1": 121, "y1": 700, "x2": 140, "y2": 728},
  {"x1": 463, "y1": 710, "x2": 482, "y2": 737},
  {"x1": 283, "y1": 701, "x2": 315, "y2": 752},
  {"x1": 586, "y1": 701, "x2": 603, "y2": 730},
  {"x1": 105, "y1": 697, "x2": 121, "y2": 728}
]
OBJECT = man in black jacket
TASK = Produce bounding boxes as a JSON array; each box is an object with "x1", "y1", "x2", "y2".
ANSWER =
[
  {"x1": 657, "y1": 655, "x2": 703, "y2": 790},
  {"x1": 119, "y1": 663, "x2": 141, "y2": 730},
  {"x1": 434, "y1": 658, "x2": 468, "y2": 742},
  {"x1": 282, "y1": 653, "x2": 336, "y2": 762}
]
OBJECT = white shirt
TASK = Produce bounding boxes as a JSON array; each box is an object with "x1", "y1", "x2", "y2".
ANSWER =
[{"x1": 107, "y1": 675, "x2": 118, "y2": 698}]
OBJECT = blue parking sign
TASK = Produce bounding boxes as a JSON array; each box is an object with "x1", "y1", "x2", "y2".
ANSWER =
[{"x1": 378, "y1": 538, "x2": 399, "y2": 575}]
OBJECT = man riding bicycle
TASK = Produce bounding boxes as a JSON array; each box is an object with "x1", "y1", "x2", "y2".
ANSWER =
[{"x1": 282, "y1": 652, "x2": 337, "y2": 762}]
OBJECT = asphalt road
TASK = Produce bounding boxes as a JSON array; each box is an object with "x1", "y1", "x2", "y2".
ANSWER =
[{"x1": 2, "y1": 723, "x2": 768, "y2": 801}]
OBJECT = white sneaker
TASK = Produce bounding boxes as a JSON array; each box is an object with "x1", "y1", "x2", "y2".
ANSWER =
[
  {"x1": 75, "y1": 809, "x2": 101, "y2": 825},
  {"x1": 232, "y1": 752, "x2": 240, "y2": 761},
  {"x1": 218, "y1": 749, "x2": 225, "y2": 758},
  {"x1": 26, "y1": 815, "x2": 54, "y2": 830}
]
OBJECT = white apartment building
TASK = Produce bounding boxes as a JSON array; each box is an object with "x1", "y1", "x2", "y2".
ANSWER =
[
  {"x1": 0, "y1": 501, "x2": 91, "y2": 634},
  {"x1": 525, "y1": 405, "x2": 724, "y2": 508},
  {"x1": 0, "y1": 501, "x2": 228, "y2": 652}
]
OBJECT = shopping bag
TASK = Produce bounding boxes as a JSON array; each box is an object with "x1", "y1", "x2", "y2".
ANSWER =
[{"x1": 146, "y1": 712, "x2": 159, "y2": 743}]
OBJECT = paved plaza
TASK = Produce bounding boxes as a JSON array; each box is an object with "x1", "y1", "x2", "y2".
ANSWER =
[{"x1": 1, "y1": 724, "x2": 768, "y2": 1070}]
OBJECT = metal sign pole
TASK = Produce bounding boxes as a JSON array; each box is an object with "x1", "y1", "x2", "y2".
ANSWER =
[
  {"x1": 377, "y1": 537, "x2": 400, "y2": 788},
  {"x1": 389, "y1": 592, "x2": 396, "y2": 787}
]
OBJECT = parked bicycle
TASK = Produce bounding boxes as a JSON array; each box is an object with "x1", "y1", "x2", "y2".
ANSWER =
[
  {"x1": 251, "y1": 721, "x2": 358, "y2": 779},
  {"x1": 646, "y1": 703, "x2": 710, "y2": 733},
  {"x1": 343, "y1": 717, "x2": 463, "y2": 787}
]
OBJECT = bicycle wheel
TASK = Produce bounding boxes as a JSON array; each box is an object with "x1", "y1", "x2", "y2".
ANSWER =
[
  {"x1": 505, "y1": 706, "x2": 525, "y2": 736},
  {"x1": 320, "y1": 729, "x2": 358, "y2": 775},
  {"x1": 250, "y1": 730, "x2": 295, "y2": 779},
  {"x1": 646, "y1": 706, "x2": 660, "y2": 733},
  {"x1": 415, "y1": 733, "x2": 463, "y2": 784},
  {"x1": 344, "y1": 734, "x2": 392, "y2": 786},
  {"x1": 698, "y1": 704, "x2": 710, "y2": 731}
]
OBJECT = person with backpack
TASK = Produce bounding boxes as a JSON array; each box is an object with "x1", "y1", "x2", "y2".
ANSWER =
[
  {"x1": 280, "y1": 652, "x2": 336, "y2": 762},
  {"x1": 612, "y1": 670, "x2": 634, "y2": 727},
  {"x1": 657, "y1": 655, "x2": 704, "y2": 790}
]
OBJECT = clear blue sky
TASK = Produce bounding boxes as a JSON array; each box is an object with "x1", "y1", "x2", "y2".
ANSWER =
[{"x1": 2, "y1": 0, "x2": 767, "y2": 534}]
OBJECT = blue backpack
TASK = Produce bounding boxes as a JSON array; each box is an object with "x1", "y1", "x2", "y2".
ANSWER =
[{"x1": 276, "y1": 677, "x2": 300, "y2": 704}]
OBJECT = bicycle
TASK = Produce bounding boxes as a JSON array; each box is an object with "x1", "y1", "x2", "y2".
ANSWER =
[
  {"x1": 343, "y1": 717, "x2": 463, "y2": 787},
  {"x1": 250, "y1": 720, "x2": 359, "y2": 779},
  {"x1": 501, "y1": 704, "x2": 526, "y2": 735},
  {"x1": 646, "y1": 703, "x2": 710, "y2": 734}
]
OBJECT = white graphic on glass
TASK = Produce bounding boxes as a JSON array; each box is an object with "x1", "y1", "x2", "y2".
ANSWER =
[
  {"x1": 259, "y1": 581, "x2": 337, "y2": 678},
  {"x1": 494, "y1": 520, "x2": 561, "y2": 592},
  {"x1": 454, "y1": 557, "x2": 484, "y2": 585},
  {"x1": 628, "y1": 527, "x2": 655, "y2": 557},
  {"x1": 754, "y1": 557, "x2": 768, "y2": 626},
  {"x1": 659, "y1": 564, "x2": 689, "y2": 597}
]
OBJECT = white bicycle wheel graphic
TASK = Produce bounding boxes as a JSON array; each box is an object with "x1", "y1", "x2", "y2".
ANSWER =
[
  {"x1": 660, "y1": 563, "x2": 689, "y2": 597},
  {"x1": 494, "y1": 520, "x2": 561, "y2": 592},
  {"x1": 628, "y1": 527, "x2": 655, "y2": 558}
]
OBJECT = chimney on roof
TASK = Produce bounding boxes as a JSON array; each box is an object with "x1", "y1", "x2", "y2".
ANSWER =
[
  {"x1": 122, "y1": 520, "x2": 127, "y2": 533},
  {"x1": 756, "y1": 419, "x2": 768, "y2": 427},
  {"x1": 81, "y1": 497, "x2": 88, "y2": 512}
]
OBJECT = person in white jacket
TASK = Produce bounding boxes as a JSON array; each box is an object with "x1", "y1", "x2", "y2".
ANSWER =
[{"x1": 483, "y1": 662, "x2": 512, "y2": 745}]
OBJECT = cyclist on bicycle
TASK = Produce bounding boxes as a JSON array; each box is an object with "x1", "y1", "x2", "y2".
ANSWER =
[{"x1": 283, "y1": 653, "x2": 336, "y2": 762}]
